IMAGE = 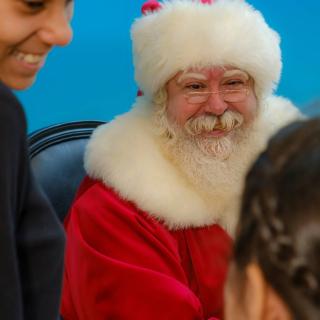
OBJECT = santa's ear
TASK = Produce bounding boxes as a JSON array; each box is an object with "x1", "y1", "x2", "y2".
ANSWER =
[{"x1": 243, "y1": 263, "x2": 266, "y2": 319}]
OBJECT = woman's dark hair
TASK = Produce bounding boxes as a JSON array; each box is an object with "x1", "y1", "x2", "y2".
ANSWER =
[{"x1": 233, "y1": 118, "x2": 320, "y2": 319}]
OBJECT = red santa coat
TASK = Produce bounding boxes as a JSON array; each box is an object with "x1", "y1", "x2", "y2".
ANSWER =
[
  {"x1": 61, "y1": 177, "x2": 231, "y2": 320},
  {"x1": 61, "y1": 96, "x2": 301, "y2": 320}
]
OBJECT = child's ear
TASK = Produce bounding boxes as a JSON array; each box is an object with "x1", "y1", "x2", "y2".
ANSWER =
[
  {"x1": 244, "y1": 263, "x2": 266, "y2": 319},
  {"x1": 264, "y1": 279, "x2": 292, "y2": 319},
  {"x1": 245, "y1": 263, "x2": 292, "y2": 320}
]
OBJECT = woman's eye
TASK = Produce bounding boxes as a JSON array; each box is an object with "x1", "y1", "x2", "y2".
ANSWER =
[{"x1": 23, "y1": 0, "x2": 45, "y2": 10}]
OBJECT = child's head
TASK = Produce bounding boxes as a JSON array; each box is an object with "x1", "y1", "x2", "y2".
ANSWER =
[{"x1": 225, "y1": 118, "x2": 320, "y2": 320}]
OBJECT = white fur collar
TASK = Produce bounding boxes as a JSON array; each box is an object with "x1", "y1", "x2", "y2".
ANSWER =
[{"x1": 85, "y1": 96, "x2": 301, "y2": 235}]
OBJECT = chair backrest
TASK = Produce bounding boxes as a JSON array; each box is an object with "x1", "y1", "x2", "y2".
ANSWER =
[{"x1": 29, "y1": 121, "x2": 104, "y2": 222}]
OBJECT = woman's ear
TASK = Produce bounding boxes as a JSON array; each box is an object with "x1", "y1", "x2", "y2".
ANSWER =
[{"x1": 244, "y1": 263, "x2": 266, "y2": 319}]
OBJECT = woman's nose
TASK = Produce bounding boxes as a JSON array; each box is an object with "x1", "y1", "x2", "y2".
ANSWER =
[{"x1": 38, "y1": 9, "x2": 73, "y2": 47}]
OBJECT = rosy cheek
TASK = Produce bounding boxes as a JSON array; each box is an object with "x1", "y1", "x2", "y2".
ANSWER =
[
  {"x1": 235, "y1": 95, "x2": 258, "y2": 122},
  {"x1": 166, "y1": 98, "x2": 183, "y2": 123},
  {"x1": 247, "y1": 97, "x2": 258, "y2": 119}
]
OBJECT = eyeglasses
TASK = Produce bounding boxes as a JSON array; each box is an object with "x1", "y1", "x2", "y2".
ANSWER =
[{"x1": 184, "y1": 88, "x2": 249, "y2": 104}]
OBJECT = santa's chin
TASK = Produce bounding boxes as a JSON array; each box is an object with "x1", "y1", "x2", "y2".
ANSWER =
[{"x1": 196, "y1": 134, "x2": 235, "y2": 160}]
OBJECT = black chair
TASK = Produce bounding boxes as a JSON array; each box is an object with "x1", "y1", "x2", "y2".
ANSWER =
[{"x1": 28, "y1": 120, "x2": 105, "y2": 222}]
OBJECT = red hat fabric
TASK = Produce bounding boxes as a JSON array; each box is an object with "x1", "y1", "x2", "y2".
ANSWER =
[{"x1": 141, "y1": 0, "x2": 162, "y2": 15}]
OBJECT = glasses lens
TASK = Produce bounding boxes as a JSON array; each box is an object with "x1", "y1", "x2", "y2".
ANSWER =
[
  {"x1": 185, "y1": 88, "x2": 248, "y2": 104},
  {"x1": 223, "y1": 89, "x2": 248, "y2": 102},
  {"x1": 186, "y1": 92, "x2": 210, "y2": 104}
]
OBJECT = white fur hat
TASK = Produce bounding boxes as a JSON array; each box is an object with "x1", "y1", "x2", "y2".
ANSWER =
[{"x1": 131, "y1": 0, "x2": 282, "y2": 100}]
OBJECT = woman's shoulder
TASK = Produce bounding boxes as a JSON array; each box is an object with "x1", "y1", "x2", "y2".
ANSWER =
[{"x1": 0, "y1": 82, "x2": 26, "y2": 135}]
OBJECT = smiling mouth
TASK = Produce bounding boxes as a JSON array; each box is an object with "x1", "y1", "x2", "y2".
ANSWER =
[
  {"x1": 214, "y1": 125, "x2": 227, "y2": 131},
  {"x1": 12, "y1": 50, "x2": 47, "y2": 66},
  {"x1": 200, "y1": 128, "x2": 230, "y2": 139}
]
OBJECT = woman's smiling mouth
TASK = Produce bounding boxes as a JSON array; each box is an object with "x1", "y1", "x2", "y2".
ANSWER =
[{"x1": 12, "y1": 49, "x2": 47, "y2": 70}]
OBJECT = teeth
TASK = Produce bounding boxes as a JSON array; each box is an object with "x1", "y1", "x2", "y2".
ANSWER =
[{"x1": 14, "y1": 51, "x2": 44, "y2": 64}]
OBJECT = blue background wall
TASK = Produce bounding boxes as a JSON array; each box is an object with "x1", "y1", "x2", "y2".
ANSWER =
[{"x1": 18, "y1": 0, "x2": 320, "y2": 132}]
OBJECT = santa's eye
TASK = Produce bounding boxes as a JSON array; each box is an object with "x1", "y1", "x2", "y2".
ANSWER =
[
  {"x1": 221, "y1": 79, "x2": 247, "y2": 90},
  {"x1": 185, "y1": 83, "x2": 206, "y2": 91}
]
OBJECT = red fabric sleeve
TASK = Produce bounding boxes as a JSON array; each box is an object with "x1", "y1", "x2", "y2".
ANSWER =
[{"x1": 61, "y1": 181, "x2": 210, "y2": 320}]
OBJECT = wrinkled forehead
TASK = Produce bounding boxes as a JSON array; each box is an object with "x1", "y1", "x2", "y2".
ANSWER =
[{"x1": 176, "y1": 66, "x2": 250, "y2": 83}]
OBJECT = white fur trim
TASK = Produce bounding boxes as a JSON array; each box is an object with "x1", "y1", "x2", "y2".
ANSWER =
[
  {"x1": 85, "y1": 97, "x2": 301, "y2": 234},
  {"x1": 131, "y1": 0, "x2": 282, "y2": 100}
]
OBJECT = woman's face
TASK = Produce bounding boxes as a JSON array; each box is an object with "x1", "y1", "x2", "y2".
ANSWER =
[{"x1": 0, "y1": 0, "x2": 73, "y2": 90}]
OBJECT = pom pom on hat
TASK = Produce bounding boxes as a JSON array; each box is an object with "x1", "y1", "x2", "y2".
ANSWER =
[
  {"x1": 201, "y1": 0, "x2": 214, "y2": 4},
  {"x1": 141, "y1": 0, "x2": 162, "y2": 14},
  {"x1": 142, "y1": 0, "x2": 213, "y2": 15}
]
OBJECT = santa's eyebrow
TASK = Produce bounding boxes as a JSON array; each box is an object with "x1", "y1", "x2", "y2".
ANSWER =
[
  {"x1": 223, "y1": 69, "x2": 249, "y2": 80},
  {"x1": 177, "y1": 72, "x2": 207, "y2": 84}
]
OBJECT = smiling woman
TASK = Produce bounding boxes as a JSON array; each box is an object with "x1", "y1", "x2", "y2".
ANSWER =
[
  {"x1": 0, "y1": 0, "x2": 73, "y2": 319},
  {"x1": 0, "y1": 0, "x2": 73, "y2": 89}
]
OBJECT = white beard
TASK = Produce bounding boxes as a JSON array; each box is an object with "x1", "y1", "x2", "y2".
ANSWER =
[
  {"x1": 168, "y1": 127, "x2": 252, "y2": 196},
  {"x1": 156, "y1": 108, "x2": 264, "y2": 199},
  {"x1": 153, "y1": 104, "x2": 268, "y2": 232},
  {"x1": 190, "y1": 134, "x2": 235, "y2": 161}
]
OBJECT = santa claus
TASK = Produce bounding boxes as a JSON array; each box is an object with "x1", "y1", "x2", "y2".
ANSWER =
[{"x1": 61, "y1": 0, "x2": 302, "y2": 319}]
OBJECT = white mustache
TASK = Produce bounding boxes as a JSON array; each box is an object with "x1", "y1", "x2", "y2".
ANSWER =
[{"x1": 184, "y1": 110, "x2": 244, "y2": 136}]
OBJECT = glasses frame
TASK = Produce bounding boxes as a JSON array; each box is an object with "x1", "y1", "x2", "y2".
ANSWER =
[{"x1": 184, "y1": 87, "x2": 250, "y2": 104}]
